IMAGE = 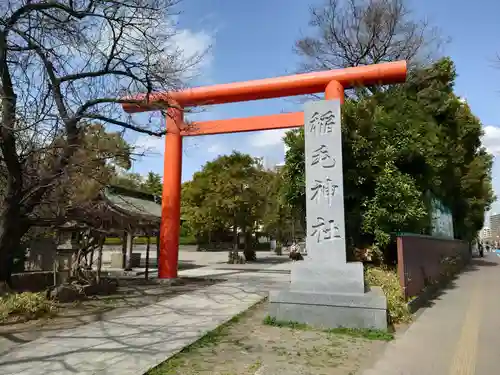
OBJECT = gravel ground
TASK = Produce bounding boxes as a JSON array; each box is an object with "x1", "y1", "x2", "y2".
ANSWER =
[{"x1": 147, "y1": 301, "x2": 390, "y2": 375}]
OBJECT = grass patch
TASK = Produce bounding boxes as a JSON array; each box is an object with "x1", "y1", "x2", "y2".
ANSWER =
[
  {"x1": 365, "y1": 265, "x2": 412, "y2": 324},
  {"x1": 263, "y1": 315, "x2": 310, "y2": 330},
  {"x1": 0, "y1": 292, "x2": 56, "y2": 322},
  {"x1": 178, "y1": 236, "x2": 197, "y2": 246},
  {"x1": 146, "y1": 299, "x2": 265, "y2": 374},
  {"x1": 146, "y1": 322, "x2": 230, "y2": 374},
  {"x1": 327, "y1": 327, "x2": 393, "y2": 341},
  {"x1": 263, "y1": 315, "x2": 394, "y2": 341}
]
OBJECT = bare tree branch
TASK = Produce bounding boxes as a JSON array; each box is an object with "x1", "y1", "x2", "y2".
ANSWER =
[
  {"x1": 295, "y1": 0, "x2": 448, "y2": 72},
  {"x1": 0, "y1": 0, "x2": 204, "y2": 285}
]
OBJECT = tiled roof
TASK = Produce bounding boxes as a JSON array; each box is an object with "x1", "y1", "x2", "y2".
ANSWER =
[
  {"x1": 103, "y1": 185, "x2": 161, "y2": 220},
  {"x1": 102, "y1": 185, "x2": 185, "y2": 221}
]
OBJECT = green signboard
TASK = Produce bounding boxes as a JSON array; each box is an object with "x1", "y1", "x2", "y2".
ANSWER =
[{"x1": 429, "y1": 193, "x2": 454, "y2": 239}]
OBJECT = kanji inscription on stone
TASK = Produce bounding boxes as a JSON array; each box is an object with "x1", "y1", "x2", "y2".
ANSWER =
[
  {"x1": 310, "y1": 177, "x2": 339, "y2": 206},
  {"x1": 309, "y1": 110, "x2": 336, "y2": 135},
  {"x1": 305, "y1": 100, "x2": 346, "y2": 264}
]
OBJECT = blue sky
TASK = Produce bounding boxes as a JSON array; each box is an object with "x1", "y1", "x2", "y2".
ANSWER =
[{"x1": 129, "y1": 0, "x2": 500, "y2": 215}]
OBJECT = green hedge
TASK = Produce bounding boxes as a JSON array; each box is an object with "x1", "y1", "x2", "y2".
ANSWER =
[{"x1": 104, "y1": 235, "x2": 197, "y2": 246}]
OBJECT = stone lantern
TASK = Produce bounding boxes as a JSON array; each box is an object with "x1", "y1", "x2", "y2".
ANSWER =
[{"x1": 56, "y1": 221, "x2": 80, "y2": 281}]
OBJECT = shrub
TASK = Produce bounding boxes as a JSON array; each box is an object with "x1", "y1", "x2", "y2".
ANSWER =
[
  {"x1": 0, "y1": 292, "x2": 56, "y2": 322},
  {"x1": 179, "y1": 235, "x2": 197, "y2": 245},
  {"x1": 365, "y1": 266, "x2": 412, "y2": 324}
]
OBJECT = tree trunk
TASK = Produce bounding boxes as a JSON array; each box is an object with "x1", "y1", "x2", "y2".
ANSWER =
[
  {"x1": 96, "y1": 236, "x2": 104, "y2": 284},
  {"x1": 243, "y1": 229, "x2": 256, "y2": 262},
  {"x1": 89, "y1": 248, "x2": 95, "y2": 269},
  {"x1": 121, "y1": 231, "x2": 127, "y2": 269},
  {"x1": 228, "y1": 219, "x2": 239, "y2": 263},
  {"x1": 0, "y1": 203, "x2": 28, "y2": 293},
  {"x1": 232, "y1": 220, "x2": 238, "y2": 251}
]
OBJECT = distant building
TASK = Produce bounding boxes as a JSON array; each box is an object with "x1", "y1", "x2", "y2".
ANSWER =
[
  {"x1": 272, "y1": 143, "x2": 289, "y2": 172},
  {"x1": 274, "y1": 162, "x2": 285, "y2": 172},
  {"x1": 480, "y1": 227, "x2": 491, "y2": 242},
  {"x1": 489, "y1": 214, "x2": 500, "y2": 244}
]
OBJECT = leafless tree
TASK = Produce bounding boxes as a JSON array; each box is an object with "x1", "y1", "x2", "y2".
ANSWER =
[
  {"x1": 295, "y1": 0, "x2": 446, "y2": 72},
  {"x1": 0, "y1": 0, "x2": 206, "y2": 289}
]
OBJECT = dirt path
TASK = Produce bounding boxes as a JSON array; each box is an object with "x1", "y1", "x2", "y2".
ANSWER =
[{"x1": 148, "y1": 301, "x2": 390, "y2": 375}]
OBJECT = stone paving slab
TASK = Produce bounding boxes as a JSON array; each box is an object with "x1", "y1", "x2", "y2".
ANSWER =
[{"x1": 0, "y1": 279, "x2": 286, "y2": 375}]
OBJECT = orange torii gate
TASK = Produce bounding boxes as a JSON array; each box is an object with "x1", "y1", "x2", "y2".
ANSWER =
[{"x1": 122, "y1": 61, "x2": 407, "y2": 279}]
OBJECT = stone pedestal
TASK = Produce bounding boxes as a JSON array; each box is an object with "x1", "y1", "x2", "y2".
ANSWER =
[
  {"x1": 269, "y1": 286, "x2": 387, "y2": 330},
  {"x1": 268, "y1": 99, "x2": 387, "y2": 330},
  {"x1": 269, "y1": 261, "x2": 387, "y2": 330}
]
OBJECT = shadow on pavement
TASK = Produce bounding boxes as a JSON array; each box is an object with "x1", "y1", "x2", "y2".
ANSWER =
[
  {"x1": 133, "y1": 260, "x2": 204, "y2": 271},
  {"x1": 0, "y1": 277, "x2": 226, "y2": 341},
  {"x1": 469, "y1": 258, "x2": 498, "y2": 267},
  {"x1": 0, "y1": 279, "x2": 276, "y2": 375},
  {"x1": 247, "y1": 255, "x2": 290, "y2": 264},
  {"x1": 411, "y1": 255, "x2": 498, "y2": 315}
]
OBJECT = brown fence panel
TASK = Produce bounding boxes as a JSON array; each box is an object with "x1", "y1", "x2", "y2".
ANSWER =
[{"x1": 396, "y1": 234, "x2": 470, "y2": 299}]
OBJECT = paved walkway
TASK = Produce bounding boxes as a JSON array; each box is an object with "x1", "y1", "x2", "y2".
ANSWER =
[
  {"x1": 363, "y1": 253, "x2": 500, "y2": 375},
  {"x1": 4, "y1": 253, "x2": 500, "y2": 375},
  {"x1": 0, "y1": 264, "x2": 291, "y2": 375}
]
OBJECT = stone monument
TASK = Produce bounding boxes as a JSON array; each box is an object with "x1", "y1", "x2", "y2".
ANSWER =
[{"x1": 268, "y1": 100, "x2": 387, "y2": 330}]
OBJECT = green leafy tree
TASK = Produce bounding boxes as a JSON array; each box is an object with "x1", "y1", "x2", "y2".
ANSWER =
[
  {"x1": 142, "y1": 172, "x2": 163, "y2": 196},
  {"x1": 15, "y1": 124, "x2": 133, "y2": 274},
  {"x1": 112, "y1": 171, "x2": 162, "y2": 196},
  {"x1": 362, "y1": 163, "x2": 429, "y2": 247},
  {"x1": 261, "y1": 169, "x2": 302, "y2": 244},
  {"x1": 111, "y1": 173, "x2": 144, "y2": 191},
  {"x1": 34, "y1": 123, "x2": 133, "y2": 222},
  {"x1": 282, "y1": 129, "x2": 306, "y2": 228},
  {"x1": 181, "y1": 180, "x2": 226, "y2": 244},
  {"x1": 183, "y1": 152, "x2": 268, "y2": 261},
  {"x1": 400, "y1": 58, "x2": 495, "y2": 240},
  {"x1": 281, "y1": 58, "x2": 494, "y2": 260}
]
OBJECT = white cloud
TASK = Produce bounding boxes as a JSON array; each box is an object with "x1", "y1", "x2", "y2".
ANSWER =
[
  {"x1": 131, "y1": 20, "x2": 215, "y2": 157},
  {"x1": 482, "y1": 125, "x2": 500, "y2": 156},
  {"x1": 134, "y1": 134, "x2": 165, "y2": 156},
  {"x1": 249, "y1": 129, "x2": 288, "y2": 148},
  {"x1": 171, "y1": 29, "x2": 213, "y2": 76},
  {"x1": 95, "y1": 11, "x2": 215, "y2": 85},
  {"x1": 207, "y1": 143, "x2": 223, "y2": 154}
]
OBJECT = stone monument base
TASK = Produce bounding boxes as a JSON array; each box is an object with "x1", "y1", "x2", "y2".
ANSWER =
[{"x1": 268, "y1": 286, "x2": 387, "y2": 330}]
